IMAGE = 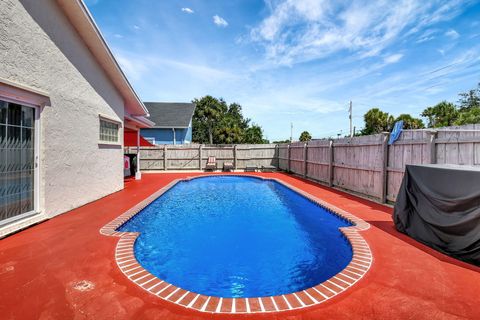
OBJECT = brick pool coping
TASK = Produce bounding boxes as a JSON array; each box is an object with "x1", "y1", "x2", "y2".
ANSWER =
[{"x1": 100, "y1": 174, "x2": 372, "y2": 314}]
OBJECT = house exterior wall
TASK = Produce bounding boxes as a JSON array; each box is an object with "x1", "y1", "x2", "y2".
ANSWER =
[
  {"x1": 141, "y1": 127, "x2": 192, "y2": 145},
  {"x1": 184, "y1": 125, "x2": 192, "y2": 143},
  {"x1": 0, "y1": 0, "x2": 125, "y2": 227}
]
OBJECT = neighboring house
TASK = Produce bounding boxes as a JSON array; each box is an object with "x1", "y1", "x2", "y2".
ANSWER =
[
  {"x1": 141, "y1": 102, "x2": 196, "y2": 145},
  {"x1": 0, "y1": 0, "x2": 153, "y2": 237}
]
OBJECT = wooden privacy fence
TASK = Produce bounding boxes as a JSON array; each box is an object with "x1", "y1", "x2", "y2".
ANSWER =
[
  {"x1": 125, "y1": 144, "x2": 279, "y2": 171},
  {"x1": 125, "y1": 124, "x2": 480, "y2": 203},
  {"x1": 278, "y1": 124, "x2": 480, "y2": 203}
]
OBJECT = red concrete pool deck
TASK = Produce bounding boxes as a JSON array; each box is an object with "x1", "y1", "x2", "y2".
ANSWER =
[{"x1": 1, "y1": 172, "x2": 479, "y2": 320}]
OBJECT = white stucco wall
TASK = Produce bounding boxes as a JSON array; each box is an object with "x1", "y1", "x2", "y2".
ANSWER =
[{"x1": 0, "y1": 0, "x2": 125, "y2": 220}]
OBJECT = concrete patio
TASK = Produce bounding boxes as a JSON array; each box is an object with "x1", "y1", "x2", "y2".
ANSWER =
[{"x1": 0, "y1": 173, "x2": 479, "y2": 320}]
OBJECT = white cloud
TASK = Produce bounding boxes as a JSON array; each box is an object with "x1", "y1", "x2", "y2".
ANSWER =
[
  {"x1": 415, "y1": 28, "x2": 438, "y2": 43},
  {"x1": 156, "y1": 58, "x2": 235, "y2": 80},
  {"x1": 114, "y1": 34, "x2": 123, "y2": 39},
  {"x1": 213, "y1": 15, "x2": 228, "y2": 27},
  {"x1": 114, "y1": 50, "x2": 236, "y2": 82},
  {"x1": 133, "y1": 25, "x2": 141, "y2": 30},
  {"x1": 384, "y1": 53, "x2": 403, "y2": 64},
  {"x1": 181, "y1": 7, "x2": 194, "y2": 14},
  {"x1": 354, "y1": 47, "x2": 480, "y2": 101},
  {"x1": 445, "y1": 29, "x2": 460, "y2": 39},
  {"x1": 115, "y1": 52, "x2": 149, "y2": 81},
  {"x1": 249, "y1": 0, "x2": 469, "y2": 66},
  {"x1": 416, "y1": 36, "x2": 435, "y2": 43}
]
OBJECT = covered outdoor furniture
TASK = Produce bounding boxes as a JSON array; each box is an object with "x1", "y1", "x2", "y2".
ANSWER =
[
  {"x1": 223, "y1": 162, "x2": 234, "y2": 172},
  {"x1": 205, "y1": 156, "x2": 217, "y2": 171},
  {"x1": 261, "y1": 165, "x2": 276, "y2": 172},
  {"x1": 394, "y1": 164, "x2": 480, "y2": 266},
  {"x1": 245, "y1": 166, "x2": 257, "y2": 172}
]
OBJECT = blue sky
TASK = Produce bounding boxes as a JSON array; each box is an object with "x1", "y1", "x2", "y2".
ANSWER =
[{"x1": 85, "y1": 0, "x2": 480, "y2": 141}]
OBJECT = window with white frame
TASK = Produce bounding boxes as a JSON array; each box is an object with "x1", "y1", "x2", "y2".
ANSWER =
[{"x1": 99, "y1": 118, "x2": 119, "y2": 143}]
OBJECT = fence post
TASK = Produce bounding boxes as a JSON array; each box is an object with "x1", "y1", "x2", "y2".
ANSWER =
[
  {"x1": 233, "y1": 145, "x2": 238, "y2": 170},
  {"x1": 275, "y1": 144, "x2": 279, "y2": 168},
  {"x1": 164, "y1": 145, "x2": 168, "y2": 171},
  {"x1": 303, "y1": 143, "x2": 308, "y2": 178},
  {"x1": 427, "y1": 130, "x2": 438, "y2": 164},
  {"x1": 287, "y1": 144, "x2": 291, "y2": 172},
  {"x1": 328, "y1": 139, "x2": 334, "y2": 187},
  {"x1": 199, "y1": 144, "x2": 203, "y2": 170},
  {"x1": 380, "y1": 132, "x2": 389, "y2": 203}
]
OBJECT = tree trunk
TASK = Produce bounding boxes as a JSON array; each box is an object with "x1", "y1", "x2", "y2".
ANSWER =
[{"x1": 208, "y1": 128, "x2": 213, "y2": 144}]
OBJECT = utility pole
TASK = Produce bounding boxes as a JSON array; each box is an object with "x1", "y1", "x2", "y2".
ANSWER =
[
  {"x1": 290, "y1": 122, "x2": 293, "y2": 142},
  {"x1": 349, "y1": 100, "x2": 353, "y2": 137}
]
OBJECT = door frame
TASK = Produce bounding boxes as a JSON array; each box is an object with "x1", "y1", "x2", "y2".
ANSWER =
[{"x1": 0, "y1": 79, "x2": 47, "y2": 226}]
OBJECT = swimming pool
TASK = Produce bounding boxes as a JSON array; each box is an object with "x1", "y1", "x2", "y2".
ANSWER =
[
  {"x1": 102, "y1": 175, "x2": 372, "y2": 313},
  {"x1": 119, "y1": 176, "x2": 350, "y2": 296}
]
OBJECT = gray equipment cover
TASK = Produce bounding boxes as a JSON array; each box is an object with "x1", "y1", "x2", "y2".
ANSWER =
[{"x1": 394, "y1": 164, "x2": 480, "y2": 266}]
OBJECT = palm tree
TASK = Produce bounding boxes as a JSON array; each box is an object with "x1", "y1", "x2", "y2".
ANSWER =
[
  {"x1": 361, "y1": 108, "x2": 394, "y2": 135},
  {"x1": 421, "y1": 101, "x2": 458, "y2": 127},
  {"x1": 395, "y1": 114, "x2": 425, "y2": 129},
  {"x1": 299, "y1": 131, "x2": 312, "y2": 141},
  {"x1": 214, "y1": 116, "x2": 244, "y2": 144},
  {"x1": 244, "y1": 125, "x2": 265, "y2": 144}
]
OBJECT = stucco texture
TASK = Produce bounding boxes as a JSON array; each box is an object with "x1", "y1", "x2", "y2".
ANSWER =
[{"x1": 0, "y1": 0, "x2": 125, "y2": 219}]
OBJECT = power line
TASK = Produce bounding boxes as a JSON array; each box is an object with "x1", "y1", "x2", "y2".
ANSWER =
[{"x1": 422, "y1": 61, "x2": 463, "y2": 76}]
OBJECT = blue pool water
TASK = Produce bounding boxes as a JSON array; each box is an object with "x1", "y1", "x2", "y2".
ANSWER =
[{"x1": 118, "y1": 176, "x2": 353, "y2": 298}]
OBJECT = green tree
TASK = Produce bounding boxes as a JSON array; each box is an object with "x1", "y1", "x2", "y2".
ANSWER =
[
  {"x1": 395, "y1": 114, "x2": 425, "y2": 129},
  {"x1": 455, "y1": 108, "x2": 480, "y2": 125},
  {"x1": 214, "y1": 116, "x2": 244, "y2": 144},
  {"x1": 192, "y1": 116, "x2": 208, "y2": 144},
  {"x1": 192, "y1": 96, "x2": 267, "y2": 144},
  {"x1": 453, "y1": 83, "x2": 480, "y2": 126},
  {"x1": 227, "y1": 103, "x2": 250, "y2": 131},
  {"x1": 213, "y1": 102, "x2": 250, "y2": 144},
  {"x1": 299, "y1": 131, "x2": 312, "y2": 141},
  {"x1": 361, "y1": 108, "x2": 394, "y2": 135},
  {"x1": 192, "y1": 96, "x2": 227, "y2": 144},
  {"x1": 458, "y1": 83, "x2": 480, "y2": 111},
  {"x1": 244, "y1": 124, "x2": 266, "y2": 144},
  {"x1": 421, "y1": 101, "x2": 458, "y2": 128}
]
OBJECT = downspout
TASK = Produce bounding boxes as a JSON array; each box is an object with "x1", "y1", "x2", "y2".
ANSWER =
[{"x1": 135, "y1": 130, "x2": 141, "y2": 180}]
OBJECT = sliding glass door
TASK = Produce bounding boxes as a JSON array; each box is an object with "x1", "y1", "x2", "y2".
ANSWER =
[{"x1": 0, "y1": 100, "x2": 36, "y2": 224}]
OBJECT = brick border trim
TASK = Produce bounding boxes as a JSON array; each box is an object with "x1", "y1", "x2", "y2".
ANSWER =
[{"x1": 100, "y1": 174, "x2": 372, "y2": 314}]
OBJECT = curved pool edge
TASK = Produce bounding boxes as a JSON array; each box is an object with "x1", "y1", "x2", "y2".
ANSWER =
[{"x1": 100, "y1": 174, "x2": 373, "y2": 314}]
